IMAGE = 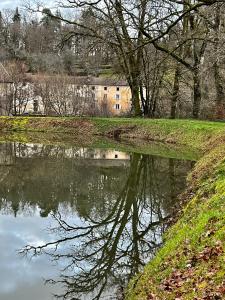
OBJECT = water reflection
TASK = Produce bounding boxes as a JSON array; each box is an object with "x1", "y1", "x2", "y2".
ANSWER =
[{"x1": 0, "y1": 142, "x2": 193, "y2": 300}]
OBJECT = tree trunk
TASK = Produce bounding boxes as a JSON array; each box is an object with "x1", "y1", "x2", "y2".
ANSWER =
[
  {"x1": 192, "y1": 68, "x2": 201, "y2": 119},
  {"x1": 140, "y1": 84, "x2": 147, "y2": 116},
  {"x1": 170, "y1": 3, "x2": 189, "y2": 119},
  {"x1": 131, "y1": 80, "x2": 142, "y2": 117},
  {"x1": 214, "y1": 62, "x2": 225, "y2": 119},
  {"x1": 213, "y1": 5, "x2": 225, "y2": 119},
  {"x1": 170, "y1": 65, "x2": 180, "y2": 119}
]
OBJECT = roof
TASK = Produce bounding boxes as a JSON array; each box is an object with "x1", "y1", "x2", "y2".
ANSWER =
[
  {"x1": 87, "y1": 76, "x2": 128, "y2": 87},
  {"x1": 26, "y1": 74, "x2": 129, "y2": 87}
]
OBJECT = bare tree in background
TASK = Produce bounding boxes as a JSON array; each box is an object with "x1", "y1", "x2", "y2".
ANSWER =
[
  {"x1": 0, "y1": 1, "x2": 224, "y2": 118},
  {"x1": 33, "y1": 75, "x2": 98, "y2": 116},
  {"x1": 26, "y1": 0, "x2": 222, "y2": 117},
  {"x1": 4, "y1": 61, "x2": 33, "y2": 115}
]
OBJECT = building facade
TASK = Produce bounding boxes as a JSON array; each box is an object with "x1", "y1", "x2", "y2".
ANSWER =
[
  {"x1": 26, "y1": 75, "x2": 132, "y2": 116},
  {"x1": 0, "y1": 75, "x2": 132, "y2": 116},
  {"x1": 86, "y1": 77, "x2": 132, "y2": 115}
]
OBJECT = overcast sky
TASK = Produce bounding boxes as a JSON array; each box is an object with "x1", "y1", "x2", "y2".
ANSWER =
[
  {"x1": 0, "y1": 0, "x2": 56, "y2": 10},
  {"x1": 0, "y1": 0, "x2": 21, "y2": 9}
]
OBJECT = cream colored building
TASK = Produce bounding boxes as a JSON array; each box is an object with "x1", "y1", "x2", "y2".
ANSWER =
[
  {"x1": 26, "y1": 75, "x2": 132, "y2": 116},
  {"x1": 85, "y1": 77, "x2": 132, "y2": 115},
  {"x1": 0, "y1": 75, "x2": 132, "y2": 116}
]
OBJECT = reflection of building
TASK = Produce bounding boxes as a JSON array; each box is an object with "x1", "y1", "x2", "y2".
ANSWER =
[
  {"x1": 0, "y1": 142, "x2": 131, "y2": 168},
  {"x1": 0, "y1": 153, "x2": 14, "y2": 165},
  {"x1": 0, "y1": 143, "x2": 130, "y2": 167},
  {"x1": 13, "y1": 143, "x2": 130, "y2": 160},
  {"x1": 75, "y1": 148, "x2": 130, "y2": 160},
  {"x1": 75, "y1": 148, "x2": 131, "y2": 167},
  {"x1": 0, "y1": 144, "x2": 14, "y2": 165}
]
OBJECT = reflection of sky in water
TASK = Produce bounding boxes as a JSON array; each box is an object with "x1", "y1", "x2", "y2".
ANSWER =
[
  {"x1": 0, "y1": 209, "x2": 119, "y2": 300},
  {"x1": 0, "y1": 212, "x2": 62, "y2": 300},
  {"x1": 0, "y1": 143, "x2": 193, "y2": 300}
]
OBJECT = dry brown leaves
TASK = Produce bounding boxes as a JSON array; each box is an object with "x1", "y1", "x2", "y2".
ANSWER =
[{"x1": 147, "y1": 243, "x2": 224, "y2": 300}]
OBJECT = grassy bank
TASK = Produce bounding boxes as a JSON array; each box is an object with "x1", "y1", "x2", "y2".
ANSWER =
[
  {"x1": 125, "y1": 124, "x2": 225, "y2": 299},
  {"x1": 1, "y1": 116, "x2": 225, "y2": 299},
  {"x1": 0, "y1": 116, "x2": 225, "y2": 150}
]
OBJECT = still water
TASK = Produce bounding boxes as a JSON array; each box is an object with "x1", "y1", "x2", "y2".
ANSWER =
[{"x1": 0, "y1": 142, "x2": 194, "y2": 300}]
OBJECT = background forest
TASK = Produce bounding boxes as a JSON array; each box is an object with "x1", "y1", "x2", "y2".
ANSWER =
[{"x1": 0, "y1": 1, "x2": 225, "y2": 119}]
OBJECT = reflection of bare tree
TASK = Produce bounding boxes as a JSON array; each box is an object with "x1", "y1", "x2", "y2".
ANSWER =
[{"x1": 20, "y1": 154, "x2": 187, "y2": 300}]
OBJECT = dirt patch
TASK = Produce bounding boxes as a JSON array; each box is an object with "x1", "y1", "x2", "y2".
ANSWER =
[{"x1": 105, "y1": 125, "x2": 137, "y2": 138}]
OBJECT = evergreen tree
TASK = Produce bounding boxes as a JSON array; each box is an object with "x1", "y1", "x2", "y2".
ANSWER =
[
  {"x1": 0, "y1": 11, "x2": 3, "y2": 29},
  {"x1": 41, "y1": 8, "x2": 53, "y2": 27},
  {"x1": 13, "y1": 7, "x2": 21, "y2": 24},
  {"x1": 55, "y1": 9, "x2": 62, "y2": 30}
]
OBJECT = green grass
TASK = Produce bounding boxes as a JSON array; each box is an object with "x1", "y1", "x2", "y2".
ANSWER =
[
  {"x1": 125, "y1": 122, "x2": 225, "y2": 300},
  {"x1": 126, "y1": 168, "x2": 225, "y2": 299},
  {"x1": 93, "y1": 117, "x2": 225, "y2": 148},
  {"x1": 0, "y1": 116, "x2": 225, "y2": 150}
]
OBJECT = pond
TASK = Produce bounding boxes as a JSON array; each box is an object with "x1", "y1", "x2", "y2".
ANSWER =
[{"x1": 0, "y1": 141, "x2": 195, "y2": 300}]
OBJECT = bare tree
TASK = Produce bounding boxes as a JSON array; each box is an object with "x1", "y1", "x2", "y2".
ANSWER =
[{"x1": 211, "y1": 4, "x2": 225, "y2": 118}]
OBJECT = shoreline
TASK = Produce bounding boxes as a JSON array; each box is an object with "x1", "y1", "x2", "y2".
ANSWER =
[{"x1": 0, "y1": 116, "x2": 224, "y2": 148}]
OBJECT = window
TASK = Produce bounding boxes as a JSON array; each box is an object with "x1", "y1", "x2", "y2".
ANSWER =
[
  {"x1": 115, "y1": 94, "x2": 120, "y2": 100},
  {"x1": 115, "y1": 154, "x2": 118, "y2": 159},
  {"x1": 104, "y1": 86, "x2": 107, "y2": 91},
  {"x1": 115, "y1": 104, "x2": 120, "y2": 110},
  {"x1": 92, "y1": 86, "x2": 95, "y2": 90},
  {"x1": 116, "y1": 87, "x2": 120, "y2": 91}
]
